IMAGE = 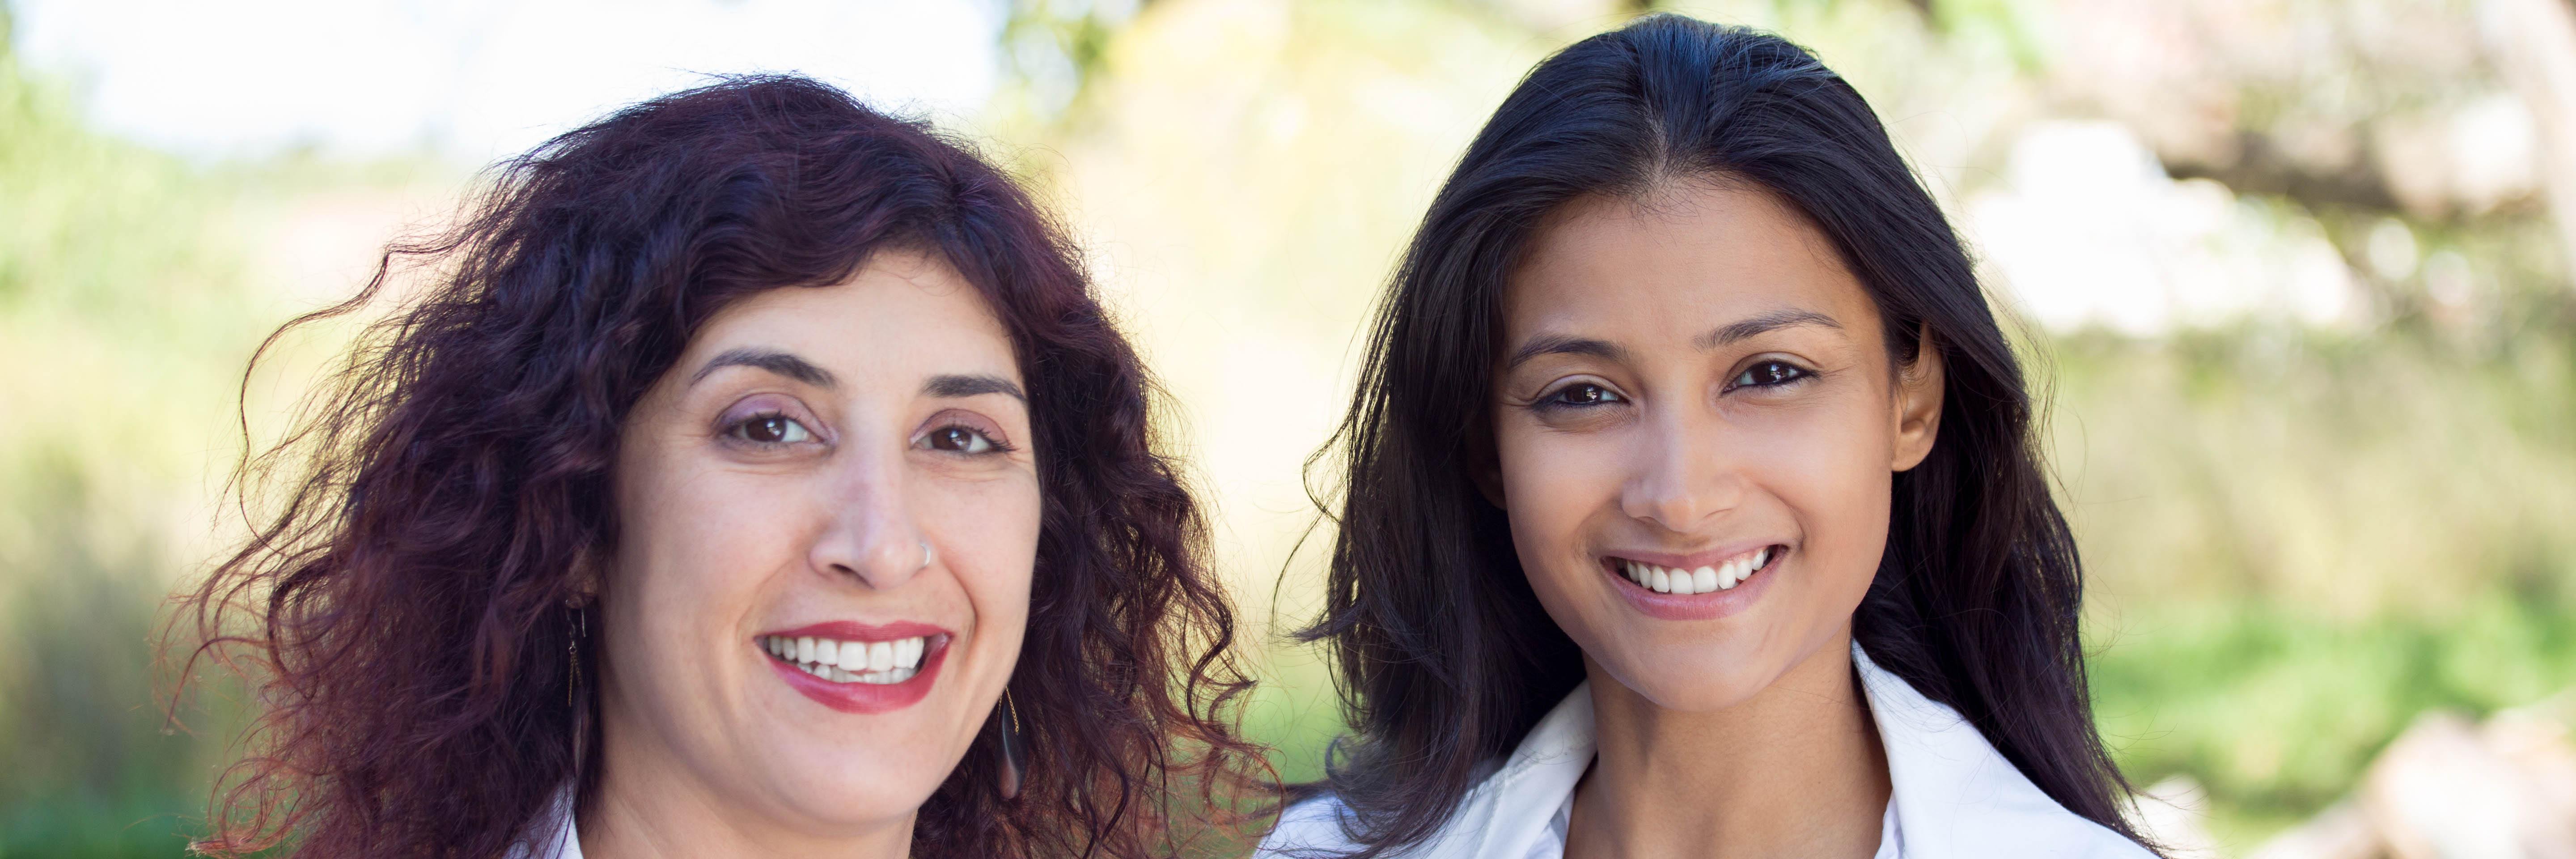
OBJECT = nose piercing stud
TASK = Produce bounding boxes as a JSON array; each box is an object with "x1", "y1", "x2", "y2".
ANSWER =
[{"x1": 919, "y1": 540, "x2": 935, "y2": 571}]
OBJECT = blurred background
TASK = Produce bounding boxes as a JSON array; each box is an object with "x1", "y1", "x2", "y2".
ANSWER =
[{"x1": 3, "y1": 0, "x2": 2571, "y2": 856}]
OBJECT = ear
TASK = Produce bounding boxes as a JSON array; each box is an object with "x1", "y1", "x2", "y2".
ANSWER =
[
  {"x1": 567, "y1": 542, "x2": 607, "y2": 607},
  {"x1": 1891, "y1": 326, "x2": 1945, "y2": 472}
]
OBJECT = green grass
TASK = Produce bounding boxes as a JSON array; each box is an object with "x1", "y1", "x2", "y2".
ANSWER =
[{"x1": 2090, "y1": 595, "x2": 2576, "y2": 846}]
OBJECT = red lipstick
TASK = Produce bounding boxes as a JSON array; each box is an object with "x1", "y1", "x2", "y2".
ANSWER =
[{"x1": 757, "y1": 621, "x2": 951, "y2": 714}]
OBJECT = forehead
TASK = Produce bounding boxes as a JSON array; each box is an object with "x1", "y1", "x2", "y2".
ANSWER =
[
  {"x1": 691, "y1": 249, "x2": 1021, "y2": 383},
  {"x1": 1502, "y1": 182, "x2": 1880, "y2": 344}
]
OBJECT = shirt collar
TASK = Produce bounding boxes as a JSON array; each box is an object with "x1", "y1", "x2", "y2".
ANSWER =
[
  {"x1": 1850, "y1": 642, "x2": 2148, "y2": 858},
  {"x1": 506, "y1": 785, "x2": 583, "y2": 859},
  {"x1": 1438, "y1": 641, "x2": 2145, "y2": 859}
]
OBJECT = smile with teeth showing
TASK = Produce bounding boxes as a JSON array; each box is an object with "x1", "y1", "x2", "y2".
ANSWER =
[
  {"x1": 761, "y1": 634, "x2": 937, "y2": 685},
  {"x1": 1614, "y1": 546, "x2": 1778, "y2": 595}
]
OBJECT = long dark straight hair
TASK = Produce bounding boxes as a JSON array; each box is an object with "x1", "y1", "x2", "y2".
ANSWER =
[{"x1": 1296, "y1": 14, "x2": 2148, "y2": 855}]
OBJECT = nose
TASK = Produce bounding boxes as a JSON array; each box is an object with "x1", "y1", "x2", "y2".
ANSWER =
[
  {"x1": 1618, "y1": 406, "x2": 1743, "y2": 534},
  {"x1": 807, "y1": 442, "x2": 930, "y2": 590}
]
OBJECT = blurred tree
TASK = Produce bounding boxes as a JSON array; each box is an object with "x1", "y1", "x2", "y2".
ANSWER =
[
  {"x1": 0, "y1": 3, "x2": 265, "y2": 853},
  {"x1": 998, "y1": 0, "x2": 1158, "y2": 124},
  {"x1": 2483, "y1": 0, "x2": 2576, "y2": 279}
]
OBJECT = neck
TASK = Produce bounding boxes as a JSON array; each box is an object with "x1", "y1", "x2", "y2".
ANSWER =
[
  {"x1": 1566, "y1": 633, "x2": 1890, "y2": 859},
  {"x1": 579, "y1": 689, "x2": 915, "y2": 859}
]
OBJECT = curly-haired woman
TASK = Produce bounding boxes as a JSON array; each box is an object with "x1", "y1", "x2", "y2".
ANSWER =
[{"x1": 178, "y1": 76, "x2": 1259, "y2": 859}]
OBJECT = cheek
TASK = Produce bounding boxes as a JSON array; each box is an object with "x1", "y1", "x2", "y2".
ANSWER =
[
  {"x1": 1737, "y1": 396, "x2": 1897, "y2": 596},
  {"x1": 922, "y1": 473, "x2": 1041, "y2": 658},
  {"x1": 607, "y1": 461, "x2": 805, "y2": 679},
  {"x1": 1492, "y1": 417, "x2": 1635, "y2": 612},
  {"x1": 1493, "y1": 420, "x2": 1623, "y2": 550},
  {"x1": 620, "y1": 463, "x2": 801, "y2": 604}
]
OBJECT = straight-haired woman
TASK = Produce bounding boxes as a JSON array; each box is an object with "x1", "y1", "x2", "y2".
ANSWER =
[{"x1": 1263, "y1": 15, "x2": 2157, "y2": 859}]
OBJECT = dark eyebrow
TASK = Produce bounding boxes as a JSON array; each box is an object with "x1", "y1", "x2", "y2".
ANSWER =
[
  {"x1": 690, "y1": 347, "x2": 835, "y2": 387},
  {"x1": 1503, "y1": 334, "x2": 1631, "y2": 372},
  {"x1": 924, "y1": 373, "x2": 1027, "y2": 403},
  {"x1": 1694, "y1": 309, "x2": 1842, "y2": 349}
]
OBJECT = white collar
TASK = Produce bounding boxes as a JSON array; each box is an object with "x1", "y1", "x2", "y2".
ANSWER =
[
  {"x1": 1848, "y1": 642, "x2": 2150, "y2": 858},
  {"x1": 506, "y1": 786, "x2": 583, "y2": 859},
  {"x1": 1260, "y1": 642, "x2": 2151, "y2": 858}
]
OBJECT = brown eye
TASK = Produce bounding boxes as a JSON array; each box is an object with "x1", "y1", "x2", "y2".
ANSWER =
[
  {"x1": 922, "y1": 425, "x2": 996, "y2": 454},
  {"x1": 732, "y1": 415, "x2": 812, "y2": 444},
  {"x1": 1546, "y1": 383, "x2": 1621, "y2": 407},
  {"x1": 1732, "y1": 360, "x2": 1808, "y2": 388}
]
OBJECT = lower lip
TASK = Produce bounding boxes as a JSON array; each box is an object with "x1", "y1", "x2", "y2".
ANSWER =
[
  {"x1": 1604, "y1": 551, "x2": 1783, "y2": 621},
  {"x1": 765, "y1": 640, "x2": 949, "y2": 714}
]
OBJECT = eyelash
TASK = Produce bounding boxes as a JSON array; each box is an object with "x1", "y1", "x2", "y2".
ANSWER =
[
  {"x1": 726, "y1": 412, "x2": 814, "y2": 445},
  {"x1": 1729, "y1": 359, "x2": 1813, "y2": 390},
  {"x1": 1531, "y1": 360, "x2": 1814, "y2": 412},
  {"x1": 1534, "y1": 381, "x2": 1625, "y2": 412},
  {"x1": 722, "y1": 410, "x2": 1015, "y2": 460},
  {"x1": 917, "y1": 423, "x2": 1015, "y2": 456}
]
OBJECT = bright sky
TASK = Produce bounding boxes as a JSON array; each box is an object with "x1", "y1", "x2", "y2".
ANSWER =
[{"x1": 12, "y1": 0, "x2": 1004, "y2": 164}]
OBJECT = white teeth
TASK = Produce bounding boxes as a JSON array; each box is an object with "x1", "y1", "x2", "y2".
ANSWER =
[
  {"x1": 1612, "y1": 548, "x2": 1777, "y2": 595},
  {"x1": 766, "y1": 634, "x2": 932, "y2": 683}
]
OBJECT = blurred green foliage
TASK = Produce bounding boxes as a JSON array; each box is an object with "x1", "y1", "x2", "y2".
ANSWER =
[
  {"x1": 2092, "y1": 595, "x2": 2576, "y2": 843},
  {"x1": 0, "y1": 5, "x2": 325, "y2": 854},
  {"x1": 0, "y1": 10, "x2": 225, "y2": 858},
  {"x1": 2056, "y1": 320, "x2": 2576, "y2": 844},
  {"x1": 0, "y1": 0, "x2": 2571, "y2": 857}
]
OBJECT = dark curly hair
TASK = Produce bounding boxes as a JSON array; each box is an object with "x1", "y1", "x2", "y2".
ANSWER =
[{"x1": 174, "y1": 74, "x2": 1263, "y2": 859}]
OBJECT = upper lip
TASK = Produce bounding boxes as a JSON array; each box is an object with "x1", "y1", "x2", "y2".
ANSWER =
[
  {"x1": 759, "y1": 620, "x2": 950, "y2": 642},
  {"x1": 1603, "y1": 542, "x2": 1783, "y2": 570}
]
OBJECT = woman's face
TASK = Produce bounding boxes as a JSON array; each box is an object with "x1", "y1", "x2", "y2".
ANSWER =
[
  {"x1": 1490, "y1": 182, "x2": 1943, "y2": 712},
  {"x1": 599, "y1": 249, "x2": 1040, "y2": 839}
]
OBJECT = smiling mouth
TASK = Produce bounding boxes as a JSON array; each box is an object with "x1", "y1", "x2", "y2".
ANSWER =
[
  {"x1": 761, "y1": 633, "x2": 941, "y2": 685},
  {"x1": 1610, "y1": 546, "x2": 1779, "y2": 595}
]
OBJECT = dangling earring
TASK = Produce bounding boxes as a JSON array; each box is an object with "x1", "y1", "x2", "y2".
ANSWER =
[
  {"x1": 566, "y1": 606, "x2": 586, "y2": 707},
  {"x1": 996, "y1": 688, "x2": 1028, "y2": 799},
  {"x1": 568, "y1": 604, "x2": 591, "y2": 775}
]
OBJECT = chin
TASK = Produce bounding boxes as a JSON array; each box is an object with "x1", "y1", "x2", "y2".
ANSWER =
[
  {"x1": 1618, "y1": 656, "x2": 1779, "y2": 712},
  {"x1": 760, "y1": 755, "x2": 943, "y2": 827}
]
